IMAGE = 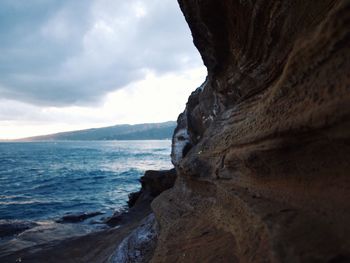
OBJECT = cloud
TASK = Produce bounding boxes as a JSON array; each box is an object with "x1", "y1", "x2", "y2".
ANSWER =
[
  {"x1": 0, "y1": 0, "x2": 203, "y2": 106},
  {"x1": 0, "y1": 66, "x2": 206, "y2": 139}
]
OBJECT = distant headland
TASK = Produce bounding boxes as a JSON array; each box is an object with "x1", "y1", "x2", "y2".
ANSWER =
[{"x1": 13, "y1": 121, "x2": 176, "y2": 141}]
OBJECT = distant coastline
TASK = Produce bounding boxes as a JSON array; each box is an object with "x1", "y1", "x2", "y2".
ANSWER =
[{"x1": 8, "y1": 121, "x2": 176, "y2": 142}]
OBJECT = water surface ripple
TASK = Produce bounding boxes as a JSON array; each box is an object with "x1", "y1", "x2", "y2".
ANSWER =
[{"x1": 0, "y1": 140, "x2": 172, "y2": 221}]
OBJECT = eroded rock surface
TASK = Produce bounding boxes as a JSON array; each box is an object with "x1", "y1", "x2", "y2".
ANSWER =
[
  {"x1": 110, "y1": 214, "x2": 158, "y2": 263},
  {"x1": 152, "y1": 0, "x2": 350, "y2": 262}
]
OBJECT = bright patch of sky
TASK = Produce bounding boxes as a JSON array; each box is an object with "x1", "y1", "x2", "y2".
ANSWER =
[{"x1": 0, "y1": 0, "x2": 206, "y2": 139}]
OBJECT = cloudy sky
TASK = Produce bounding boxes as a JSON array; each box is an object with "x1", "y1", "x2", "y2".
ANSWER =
[{"x1": 0, "y1": 0, "x2": 206, "y2": 139}]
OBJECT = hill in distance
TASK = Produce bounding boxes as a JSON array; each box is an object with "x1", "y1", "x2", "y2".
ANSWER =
[{"x1": 18, "y1": 121, "x2": 176, "y2": 141}]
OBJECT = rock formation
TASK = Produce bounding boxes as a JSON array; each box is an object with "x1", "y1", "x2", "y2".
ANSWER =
[
  {"x1": 151, "y1": 0, "x2": 350, "y2": 262},
  {"x1": 106, "y1": 169, "x2": 176, "y2": 227},
  {"x1": 1, "y1": 1, "x2": 348, "y2": 262},
  {"x1": 110, "y1": 214, "x2": 158, "y2": 263},
  {"x1": 128, "y1": 169, "x2": 177, "y2": 208}
]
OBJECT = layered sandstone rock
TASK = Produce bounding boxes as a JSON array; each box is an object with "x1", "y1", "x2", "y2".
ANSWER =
[{"x1": 152, "y1": 0, "x2": 350, "y2": 262}]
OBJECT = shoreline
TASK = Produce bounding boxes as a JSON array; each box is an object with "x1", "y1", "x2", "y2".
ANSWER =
[{"x1": 0, "y1": 169, "x2": 176, "y2": 263}]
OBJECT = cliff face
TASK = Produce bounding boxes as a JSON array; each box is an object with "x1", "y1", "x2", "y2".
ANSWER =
[{"x1": 152, "y1": 1, "x2": 350, "y2": 262}]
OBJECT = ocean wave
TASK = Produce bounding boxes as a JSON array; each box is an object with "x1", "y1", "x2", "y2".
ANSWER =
[
  {"x1": 0, "y1": 140, "x2": 171, "y2": 221},
  {"x1": 0, "y1": 195, "x2": 19, "y2": 199},
  {"x1": 0, "y1": 200, "x2": 62, "y2": 206}
]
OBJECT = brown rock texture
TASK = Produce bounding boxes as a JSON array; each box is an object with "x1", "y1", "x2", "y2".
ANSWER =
[{"x1": 151, "y1": 0, "x2": 350, "y2": 262}]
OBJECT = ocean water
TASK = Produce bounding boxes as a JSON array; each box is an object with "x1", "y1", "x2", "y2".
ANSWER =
[{"x1": 0, "y1": 140, "x2": 172, "y2": 221}]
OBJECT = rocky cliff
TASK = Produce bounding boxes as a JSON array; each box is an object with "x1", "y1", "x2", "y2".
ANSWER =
[{"x1": 152, "y1": 0, "x2": 350, "y2": 262}]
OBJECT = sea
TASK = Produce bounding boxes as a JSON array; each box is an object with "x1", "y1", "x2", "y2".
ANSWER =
[
  {"x1": 0, "y1": 140, "x2": 172, "y2": 255},
  {"x1": 0, "y1": 140, "x2": 172, "y2": 221},
  {"x1": 0, "y1": 140, "x2": 172, "y2": 253}
]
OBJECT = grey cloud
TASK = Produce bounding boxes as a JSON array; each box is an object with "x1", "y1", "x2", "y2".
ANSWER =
[{"x1": 0, "y1": 0, "x2": 202, "y2": 106}]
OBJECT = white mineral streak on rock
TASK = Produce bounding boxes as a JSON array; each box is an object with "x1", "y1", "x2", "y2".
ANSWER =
[
  {"x1": 203, "y1": 115, "x2": 214, "y2": 123},
  {"x1": 110, "y1": 214, "x2": 157, "y2": 263},
  {"x1": 171, "y1": 108, "x2": 192, "y2": 166},
  {"x1": 172, "y1": 127, "x2": 190, "y2": 166},
  {"x1": 198, "y1": 77, "x2": 208, "y2": 92}
]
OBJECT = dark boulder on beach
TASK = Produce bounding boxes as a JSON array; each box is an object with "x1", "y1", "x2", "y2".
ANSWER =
[
  {"x1": 56, "y1": 211, "x2": 104, "y2": 223},
  {"x1": 127, "y1": 169, "x2": 177, "y2": 208},
  {"x1": 106, "y1": 169, "x2": 176, "y2": 227},
  {"x1": 0, "y1": 220, "x2": 38, "y2": 238}
]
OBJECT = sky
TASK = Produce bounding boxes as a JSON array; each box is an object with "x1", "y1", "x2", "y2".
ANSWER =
[{"x1": 0, "y1": 0, "x2": 206, "y2": 139}]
